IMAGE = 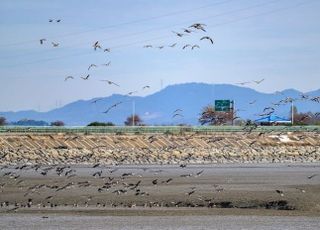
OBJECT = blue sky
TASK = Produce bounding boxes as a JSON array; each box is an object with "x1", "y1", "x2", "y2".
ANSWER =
[{"x1": 0, "y1": 0, "x2": 319, "y2": 111}]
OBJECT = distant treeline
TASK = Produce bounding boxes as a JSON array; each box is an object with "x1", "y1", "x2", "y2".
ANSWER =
[
  {"x1": 0, "y1": 119, "x2": 65, "y2": 126},
  {"x1": 9, "y1": 119, "x2": 49, "y2": 126}
]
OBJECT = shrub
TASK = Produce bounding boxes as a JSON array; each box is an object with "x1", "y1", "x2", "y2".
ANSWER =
[
  {"x1": 87, "y1": 121, "x2": 115, "y2": 126},
  {"x1": 51, "y1": 120, "x2": 65, "y2": 126}
]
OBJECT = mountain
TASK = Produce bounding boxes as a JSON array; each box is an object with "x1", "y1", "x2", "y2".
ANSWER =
[{"x1": 1, "y1": 83, "x2": 319, "y2": 125}]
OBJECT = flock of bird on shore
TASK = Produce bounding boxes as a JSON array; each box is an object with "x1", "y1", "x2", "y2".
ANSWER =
[
  {"x1": 0, "y1": 162, "x2": 318, "y2": 213},
  {"x1": 0, "y1": 163, "x2": 222, "y2": 211}
]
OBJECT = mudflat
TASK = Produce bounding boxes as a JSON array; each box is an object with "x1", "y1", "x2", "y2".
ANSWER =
[{"x1": 1, "y1": 163, "x2": 319, "y2": 216}]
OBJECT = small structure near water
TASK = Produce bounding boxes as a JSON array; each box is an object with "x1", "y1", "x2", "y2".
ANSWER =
[{"x1": 255, "y1": 115, "x2": 291, "y2": 125}]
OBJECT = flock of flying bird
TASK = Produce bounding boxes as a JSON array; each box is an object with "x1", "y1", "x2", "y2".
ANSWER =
[
  {"x1": 36, "y1": 19, "x2": 320, "y2": 123},
  {"x1": 39, "y1": 19, "x2": 62, "y2": 47},
  {"x1": 26, "y1": 15, "x2": 317, "y2": 125},
  {"x1": 143, "y1": 23, "x2": 213, "y2": 50},
  {"x1": 40, "y1": 21, "x2": 214, "y2": 119}
]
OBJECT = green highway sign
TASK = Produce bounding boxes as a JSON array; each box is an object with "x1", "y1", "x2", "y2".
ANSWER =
[{"x1": 215, "y1": 100, "x2": 232, "y2": 112}]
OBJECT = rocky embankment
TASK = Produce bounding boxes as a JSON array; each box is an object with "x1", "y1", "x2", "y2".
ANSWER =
[{"x1": 0, "y1": 132, "x2": 319, "y2": 165}]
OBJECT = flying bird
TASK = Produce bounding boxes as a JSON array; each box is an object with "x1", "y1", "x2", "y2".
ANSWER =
[
  {"x1": 143, "y1": 45, "x2": 152, "y2": 48},
  {"x1": 93, "y1": 41, "x2": 101, "y2": 50},
  {"x1": 88, "y1": 64, "x2": 97, "y2": 71},
  {"x1": 101, "y1": 61, "x2": 111, "y2": 67},
  {"x1": 183, "y1": 28, "x2": 193, "y2": 33},
  {"x1": 189, "y1": 23, "x2": 206, "y2": 32},
  {"x1": 169, "y1": 43, "x2": 177, "y2": 48},
  {"x1": 142, "y1": 85, "x2": 150, "y2": 90},
  {"x1": 49, "y1": 19, "x2": 53, "y2": 22},
  {"x1": 263, "y1": 107, "x2": 274, "y2": 112},
  {"x1": 191, "y1": 45, "x2": 200, "y2": 50},
  {"x1": 200, "y1": 36, "x2": 213, "y2": 44},
  {"x1": 300, "y1": 94, "x2": 309, "y2": 100},
  {"x1": 93, "y1": 163, "x2": 100, "y2": 168},
  {"x1": 81, "y1": 74, "x2": 90, "y2": 80},
  {"x1": 64, "y1": 76, "x2": 74, "y2": 81},
  {"x1": 51, "y1": 42, "x2": 59, "y2": 47},
  {"x1": 103, "y1": 102, "x2": 123, "y2": 114},
  {"x1": 182, "y1": 44, "x2": 191, "y2": 49},
  {"x1": 172, "y1": 113, "x2": 183, "y2": 118},
  {"x1": 195, "y1": 170, "x2": 204, "y2": 177},
  {"x1": 100, "y1": 80, "x2": 120, "y2": 87},
  {"x1": 307, "y1": 174, "x2": 317, "y2": 179},
  {"x1": 56, "y1": 19, "x2": 61, "y2": 23},
  {"x1": 253, "y1": 78, "x2": 265, "y2": 84},
  {"x1": 127, "y1": 91, "x2": 138, "y2": 95},
  {"x1": 173, "y1": 109, "x2": 183, "y2": 113},
  {"x1": 172, "y1": 31, "x2": 185, "y2": 37},
  {"x1": 104, "y1": 48, "x2": 111, "y2": 52},
  {"x1": 310, "y1": 96, "x2": 320, "y2": 103},
  {"x1": 157, "y1": 46, "x2": 164, "y2": 49},
  {"x1": 39, "y1": 39, "x2": 46, "y2": 45},
  {"x1": 186, "y1": 190, "x2": 196, "y2": 196}
]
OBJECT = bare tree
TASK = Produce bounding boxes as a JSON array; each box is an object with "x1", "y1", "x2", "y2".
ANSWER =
[
  {"x1": 124, "y1": 115, "x2": 144, "y2": 126},
  {"x1": 290, "y1": 106, "x2": 320, "y2": 125},
  {"x1": 0, "y1": 117, "x2": 6, "y2": 126},
  {"x1": 199, "y1": 105, "x2": 233, "y2": 125}
]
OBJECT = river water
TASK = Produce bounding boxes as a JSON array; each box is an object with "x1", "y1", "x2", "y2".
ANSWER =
[{"x1": 1, "y1": 214, "x2": 320, "y2": 230}]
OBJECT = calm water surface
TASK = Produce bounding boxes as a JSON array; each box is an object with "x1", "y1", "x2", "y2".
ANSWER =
[{"x1": 0, "y1": 214, "x2": 320, "y2": 230}]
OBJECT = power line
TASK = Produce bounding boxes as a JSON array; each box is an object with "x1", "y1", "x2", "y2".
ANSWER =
[
  {"x1": 0, "y1": 0, "x2": 234, "y2": 48},
  {"x1": 0, "y1": 0, "x2": 279, "y2": 60},
  {"x1": 0, "y1": 0, "x2": 315, "y2": 69}
]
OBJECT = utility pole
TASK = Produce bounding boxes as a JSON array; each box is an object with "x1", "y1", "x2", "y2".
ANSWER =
[
  {"x1": 232, "y1": 100, "x2": 235, "y2": 126},
  {"x1": 132, "y1": 100, "x2": 135, "y2": 126},
  {"x1": 291, "y1": 100, "x2": 294, "y2": 125}
]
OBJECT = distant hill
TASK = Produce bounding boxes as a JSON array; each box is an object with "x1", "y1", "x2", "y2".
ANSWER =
[{"x1": 1, "y1": 83, "x2": 319, "y2": 125}]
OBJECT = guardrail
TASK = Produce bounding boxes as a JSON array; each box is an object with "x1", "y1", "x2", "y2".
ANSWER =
[{"x1": 0, "y1": 126, "x2": 319, "y2": 134}]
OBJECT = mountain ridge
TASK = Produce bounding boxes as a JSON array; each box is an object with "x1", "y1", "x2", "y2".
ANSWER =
[{"x1": 1, "y1": 83, "x2": 319, "y2": 125}]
